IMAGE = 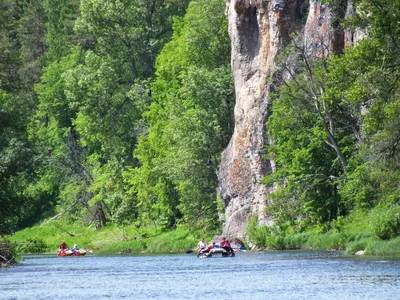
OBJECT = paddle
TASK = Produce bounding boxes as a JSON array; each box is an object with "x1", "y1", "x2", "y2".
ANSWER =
[
  {"x1": 186, "y1": 249, "x2": 195, "y2": 254},
  {"x1": 235, "y1": 246, "x2": 247, "y2": 252}
]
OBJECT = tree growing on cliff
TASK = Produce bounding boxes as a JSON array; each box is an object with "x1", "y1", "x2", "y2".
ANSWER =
[
  {"x1": 338, "y1": 0, "x2": 400, "y2": 210},
  {"x1": 264, "y1": 0, "x2": 400, "y2": 235},
  {"x1": 265, "y1": 46, "x2": 362, "y2": 228}
]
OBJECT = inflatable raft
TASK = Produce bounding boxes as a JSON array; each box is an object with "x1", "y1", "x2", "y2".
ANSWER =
[
  {"x1": 57, "y1": 249, "x2": 88, "y2": 256},
  {"x1": 197, "y1": 248, "x2": 235, "y2": 258}
]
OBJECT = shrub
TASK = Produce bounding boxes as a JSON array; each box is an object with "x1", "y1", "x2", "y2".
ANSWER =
[
  {"x1": 346, "y1": 232, "x2": 377, "y2": 243},
  {"x1": 17, "y1": 239, "x2": 47, "y2": 253},
  {"x1": 0, "y1": 241, "x2": 17, "y2": 267},
  {"x1": 265, "y1": 226, "x2": 286, "y2": 250},
  {"x1": 247, "y1": 217, "x2": 289, "y2": 249},
  {"x1": 345, "y1": 233, "x2": 380, "y2": 255},
  {"x1": 247, "y1": 216, "x2": 268, "y2": 247},
  {"x1": 366, "y1": 237, "x2": 400, "y2": 256},
  {"x1": 368, "y1": 205, "x2": 400, "y2": 240},
  {"x1": 285, "y1": 232, "x2": 312, "y2": 249},
  {"x1": 319, "y1": 232, "x2": 346, "y2": 250}
]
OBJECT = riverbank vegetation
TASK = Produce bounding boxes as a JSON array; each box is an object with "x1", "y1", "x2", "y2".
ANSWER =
[
  {"x1": 9, "y1": 217, "x2": 212, "y2": 254},
  {"x1": 0, "y1": 0, "x2": 230, "y2": 240},
  {"x1": 0, "y1": 241, "x2": 17, "y2": 267},
  {"x1": 251, "y1": 0, "x2": 400, "y2": 256},
  {"x1": 1, "y1": 0, "x2": 400, "y2": 259}
]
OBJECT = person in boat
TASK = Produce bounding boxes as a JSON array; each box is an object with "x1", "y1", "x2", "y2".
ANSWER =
[
  {"x1": 224, "y1": 240, "x2": 234, "y2": 254},
  {"x1": 220, "y1": 237, "x2": 234, "y2": 254},
  {"x1": 72, "y1": 244, "x2": 80, "y2": 253},
  {"x1": 197, "y1": 237, "x2": 207, "y2": 254},
  {"x1": 220, "y1": 237, "x2": 227, "y2": 247},
  {"x1": 59, "y1": 240, "x2": 69, "y2": 251},
  {"x1": 201, "y1": 241, "x2": 216, "y2": 254}
]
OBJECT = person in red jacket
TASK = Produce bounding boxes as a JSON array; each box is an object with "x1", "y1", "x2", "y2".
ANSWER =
[
  {"x1": 221, "y1": 237, "x2": 234, "y2": 254},
  {"x1": 59, "y1": 240, "x2": 69, "y2": 251},
  {"x1": 225, "y1": 240, "x2": 234, "y2": 253},
  {"x1": 220, "y1": 237, "x2": 227, "y2": 247}
]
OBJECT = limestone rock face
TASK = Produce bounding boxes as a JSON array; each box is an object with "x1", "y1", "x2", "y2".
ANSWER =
[{"x1": 219, "y1": 0, "x2": 353, "y2": 240}]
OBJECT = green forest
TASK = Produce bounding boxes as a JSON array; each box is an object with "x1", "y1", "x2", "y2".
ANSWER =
[{"x1": 1, "y1": 0, "x2": 400, "y2": 260}]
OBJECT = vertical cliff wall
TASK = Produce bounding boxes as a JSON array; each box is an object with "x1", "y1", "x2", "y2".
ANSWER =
[{"x1": 219, "y1": 0, "x2": 354, "y2": 240}]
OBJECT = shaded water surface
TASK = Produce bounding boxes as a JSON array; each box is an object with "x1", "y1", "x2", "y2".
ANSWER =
[{"x1": 1, "y1": 251, "x2": 400, "y2": 299}]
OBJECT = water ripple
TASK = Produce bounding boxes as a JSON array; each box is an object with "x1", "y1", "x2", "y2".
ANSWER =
[{"x1": 1, "y1": 251, "x2": 399, "y2": 299}]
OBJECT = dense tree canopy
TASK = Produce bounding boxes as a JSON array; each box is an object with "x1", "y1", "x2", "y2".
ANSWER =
[
  {"x1": 265, "y1": 0, "x2": 400, "y2": 236},
  {"x1": 1, "y1": 0, "x2": 399, "y2": 246},
  {"x1": 0, "y1": 0, "x2": 232, "y2": 235},
  {"x1": 124, "y1": 0, "x2": 233, "y2": 230}
]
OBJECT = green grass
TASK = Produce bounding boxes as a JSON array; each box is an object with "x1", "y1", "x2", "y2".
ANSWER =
[
  {"x1": 96, "y1": 228, "x2": 210, "y2": 254},
  {"x1": 10, "y1": 220, "x2": 103, "y2": 252},
  {"x1": 344, "y1": 233, "x2": 380, "y2": 255},
  {"x1": 246, "y1": 203, "x2": 400, "y2": 256},
  {"x1": 145, "y1": 230, "x2": 199, "y2": 253},
  {"x1": 12, "y1": 205, "x2": 400, "y2": 257},
  {"x1": 100, "y1": 240, "x2": 144, "y2": 253},
  {"x1": 10, "y1": 217, "x2": 215, "y2": 254},
  {"x1": 282, "y1": 231, "x2": 346, "y2": 251},
  {"x1": 365, "y1": 237, "x2": 400, "y2": 256},
  {"x1": 249, "y1": 227, "x2": 400, "y2": 256},
  {"x1": 284, "y1": 232, "x2": 312, "y2": 249}
]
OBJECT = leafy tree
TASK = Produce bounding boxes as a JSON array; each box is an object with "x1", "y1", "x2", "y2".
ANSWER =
[
  {"x1": 0, "y1": 0, "x2": 51, "y2": 234},
  {"x1": 339, "y1": 0, "x2": 400, "y2": 210},
  {"x1": 75, "y1": 0, "x2": 189, "y2": 80},
  {"x1": 18, "y1": 0, "x2": 47, "y2": 88},
  {"x1": 32, "y1": 0, "x2": 190, "y2": 228},
  {"x1": 128, "y1": 0, "x2": 234, "y2": 230},
  {"x1": 0, "y1": 0, "x2": 20, "y2": 93},
  {"x1": 42, "y1": 0, "x2": 79, "y2": 62},
  {"x1": 265, "y1": 0, "x2": 400, "y2": 233},
  {"x1": 265, "y1": 46, "x2": 362, "y2": 228},
  {"x1": 33, "y1": 46, "x2": 89, "y2": 219}
]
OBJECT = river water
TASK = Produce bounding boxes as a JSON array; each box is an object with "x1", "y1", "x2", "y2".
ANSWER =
[{"x1": 1, "y1": 251, "x2": 400, "y2": 299}]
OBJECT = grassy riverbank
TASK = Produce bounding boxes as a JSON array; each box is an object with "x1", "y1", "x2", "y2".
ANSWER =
[
  {"x1": 9, "y1": 218, "x2": 214, "y2": 255},
  {"x1": 271, "y1": 231, "x2": 400, "y2": 257},
  {"x1": 9, "y1": 205, "x2": 400, "y2": 257},
  {"x1": 247, "y1": 205, "x2": 400, "y2": 257}
]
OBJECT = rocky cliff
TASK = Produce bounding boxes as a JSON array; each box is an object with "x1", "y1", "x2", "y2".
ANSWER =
[{"x1": 219, "y1": 0, "x2": 358, "y2": 240}]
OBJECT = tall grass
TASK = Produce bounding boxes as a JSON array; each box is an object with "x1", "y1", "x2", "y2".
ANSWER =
[
  {"x1": 247, "y1": 216, "x2": 268, "y2": 247},
  {"x1": 366, "y1": 237, "x2": 400, "y2": 256},
  {"x1": 246, "y1": 204, "x2": 400, "y2": 256},
  {"x1": 344, "y1": 232, "x2": 379, "y2": 255}
]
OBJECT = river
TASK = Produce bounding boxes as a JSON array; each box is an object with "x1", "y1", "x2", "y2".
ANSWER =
[{"x1": 1, "y1": 251, "x2": 399, "y2": 299}]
